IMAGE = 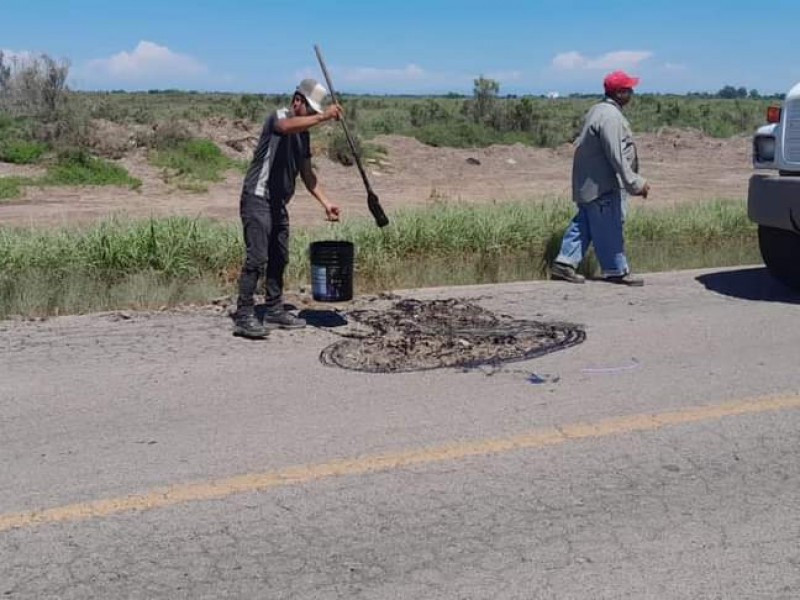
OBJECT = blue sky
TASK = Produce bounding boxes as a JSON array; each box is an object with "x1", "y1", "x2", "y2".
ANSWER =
[{"x1": 4, "y1": 0, "x2": 800, "y2": 96}]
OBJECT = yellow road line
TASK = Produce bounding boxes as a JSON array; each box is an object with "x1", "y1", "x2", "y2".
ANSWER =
[{"x1": 2, "y1": 393, "x2": 799, "y2": 533}]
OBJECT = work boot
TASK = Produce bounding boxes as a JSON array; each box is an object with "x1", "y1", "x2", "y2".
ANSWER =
[
  {"x1": 550, "y1": 261, "x2": 585, "y2": 284},
  {"x1": 604, "y1": 272, "x2": 644, "y2": 286},
  {"x1": 233, "y1": 313, "x2": 270, "y2": 339},
  {"x1": 263, "y1": 309, "x2": 307, "y2": 330}
]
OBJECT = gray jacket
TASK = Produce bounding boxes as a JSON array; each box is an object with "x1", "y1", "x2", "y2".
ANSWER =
[{"x1": 572, "y1": 98, "x2": 646, "y2": 204}]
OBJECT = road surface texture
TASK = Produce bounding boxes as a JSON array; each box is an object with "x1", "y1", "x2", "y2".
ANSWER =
[{"x1": 1, "y1": 266, "x2": 799, "y2": 599}]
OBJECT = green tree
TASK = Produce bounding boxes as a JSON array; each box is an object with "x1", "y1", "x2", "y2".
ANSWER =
[
  {"x1": 0, "y1": 52, "x2": 70, "y2": 119},
  {"x1": 0, "y1": 51, "x2": 10, "y2": 92},
  {"x1": 472, "y1": 76, "x2": 500, "y2": 123},
  {"x1": 40, "y1": 55, "x2": 70, "y2": 116}
]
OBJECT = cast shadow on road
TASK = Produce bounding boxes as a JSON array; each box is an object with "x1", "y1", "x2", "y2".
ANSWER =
[
  {"x1": 696, "y1": 267, "x2": 800, "y2": 304},
  {"x1": 247, "y1": 305, "x2": 348, "y2": 328},
  {"x1": 297, "y1": 309, "x2": 348, "y2": 328}
]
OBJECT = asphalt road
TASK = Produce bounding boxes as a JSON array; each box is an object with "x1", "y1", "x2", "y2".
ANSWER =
[{"x1": 1, "y1": 266, "x2": 799, "y2": 599}]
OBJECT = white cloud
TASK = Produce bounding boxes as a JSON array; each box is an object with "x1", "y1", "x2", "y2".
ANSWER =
[
  {"x1": 341, "y1": 64, "x2": 428, "y2": 84},
  {"x1": 86, "y1": 41, "x2": 207, "y2": 82},
  {"x1": 485, "y1": 70, "x2": 523, "y2": 83},
  {"x1": 292, "y1": 64, "x2": 432, "y2": 91},
  {"x1": 664, "y1": 62, "x2": 687, "y2": 72},
  {"x1": 552, "y1": 51, "x2": 586, "y2": 70},
  {"x1": 295, "y1": 63, "x2": 515, "y2": 94},
  {"x1": 552, "y1": 50, "x2": 653, "y2": 71}
]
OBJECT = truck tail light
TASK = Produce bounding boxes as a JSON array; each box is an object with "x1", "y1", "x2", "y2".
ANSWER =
[{"x1": 767, "y1": 106, "x2": 781, "y2": 123}]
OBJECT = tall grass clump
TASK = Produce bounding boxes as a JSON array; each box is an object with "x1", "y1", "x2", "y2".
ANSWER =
[
  {"x1": 0, "y1": 217, "x2": 241, "y2": 317},
  {"x1": 288, "y1": 199, "x2": 755, "y2": 285},
  {"x1": 0, "y1": 139, "x2": 47, "y2": 164},
  {"x1": 0, "y1": 217, "x2": 240, "y2": 279},
  {"x1": 288, "y1": 199, "x2": 574, "y2": 282},
  {"x1": 150, "y1": 138, "x2": 238, "y2": 190},
  {"x1": 626, "y1": 199, "x2": 753, "y2": 241},
  {"x1": 0, "y1": 151, "x2": 141, "y2": 201},
  {"x1": 41, "y1": 149, "x2": 141, "y2": 188},
  {"x1": 326, "y1": 128, "x2": 387, "y2": 166},
  {"x1": 0, "y1": 199, "x2": 755, "y2": 318},
  {"x1": 0, "y1": 177, "x2": 25, "y2": 200}
]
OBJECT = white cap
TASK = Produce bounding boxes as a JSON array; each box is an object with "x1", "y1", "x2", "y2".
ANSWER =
[{"x1": 296, "y1": 78, "x2": 328, "y2": 114}]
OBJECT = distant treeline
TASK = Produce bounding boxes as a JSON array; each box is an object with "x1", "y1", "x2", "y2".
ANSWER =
[
  {"x1": 101, "y1": 86, "x2": 785, "y2": 101},
  {"x1": 0, "y1": 53, "x2": 785, "y2": 157},
  {"x1": 66, "y1": 87, "x2": 777, "y2": 148}
]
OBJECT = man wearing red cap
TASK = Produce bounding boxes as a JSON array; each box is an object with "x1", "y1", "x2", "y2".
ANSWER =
[{"x1": 550, "y1": 70, "x2": 651, "y2": 285}]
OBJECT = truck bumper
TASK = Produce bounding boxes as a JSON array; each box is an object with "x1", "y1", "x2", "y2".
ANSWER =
[{"x1": 747, "y1": 173, "x2": 800, "y2": 233}]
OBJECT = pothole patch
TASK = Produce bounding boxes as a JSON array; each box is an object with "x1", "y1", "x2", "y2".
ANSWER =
[{"x1": 320, "y1": 298, "x2": 585, "y2": 373}]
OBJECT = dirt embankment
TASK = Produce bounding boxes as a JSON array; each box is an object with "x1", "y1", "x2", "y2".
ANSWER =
[{"x1": 0, "y1": 118, "x2": 752, "y2": 229}]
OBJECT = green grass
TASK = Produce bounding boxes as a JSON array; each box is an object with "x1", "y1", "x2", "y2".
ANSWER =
[
  {"x1": 0, "y1": 152, "x2": 141, "y2": 200},
  {"x1": 41, "y1": 150, "x2": 141, "y2": 188},
  {"x1": 0, "y1": 177, "x2": 26, "y2": 201},
  {"x1": 0, "y1": 217, "x2": 240, "y2": 279},
  {"x1": 3, "y1": 270, "x2": 223, "y2": 317},
  {"x1": 64, "y1": 90, "x2": 777, "y2": 150},
  {"x1": 0, "y1": 139, "x2": 47, "y2": 164},
  {"x1": 326, "y1": 128, "x2": 388, "y2": 166},
  {"x1": 0, "y1": 198, "x2": 757, "y2": 318},
  {"x1": 289, "y1": 198, "x2": 754, "y2": 282},
  {"x1": 348, "y1": 95, "x2": 774, "y2": 148},
  {"x1": 150, "y1": 138, "x2": 240, "y2": 191}
]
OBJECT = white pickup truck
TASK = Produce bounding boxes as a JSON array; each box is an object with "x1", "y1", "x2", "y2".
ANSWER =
[{"x1": 748, "y1": 82, "x2": 800, "y2": 290}]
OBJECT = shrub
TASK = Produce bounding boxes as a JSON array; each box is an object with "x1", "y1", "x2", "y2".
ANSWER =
[
  {"x1": 233, "y1": 94, "x2": 268, "y2": 122},
  {"x1": 471, "y1": 76, "x2": 500, "y2": 123},
  {"x1": 328, "y1": 129, "x2": 359, "y2": 166},
  {"x1": 150, "y1": 138, "x2": 237, "y2": 187},
  {"x1": 364, "y1": 110, "x2": 408, "y2": 135},
  {"x1": 0, "y1": 139, "x2": 47, "y2": 164},
  {"x1": 0, "y1": 51, "x2": 70, "y2": 119},
  {"x1": 409, "y1": 99, "x2": 453, "y2": 127},
  {"x1": 0, "y1": 177, "x2": 24, "y2": 200},
  {"x1": 43, "y1": 149, "x2": 141, "y2": 188},
  {"x1": 414, "y1": 122, "x2": 497, "y2": 148},
  {"x1": 326, "y1": 129, "x2": 386, "y2": 166},
  {"x1": 139, "y1": 120, "x2": 193, "y2": 150}
]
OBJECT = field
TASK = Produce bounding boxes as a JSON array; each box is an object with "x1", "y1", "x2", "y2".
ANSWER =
[
  {"x1": 0, "y1": 84, "x2": 769, "y2": 316},
  {"x1": 0, "y1": 93, "x2": 755, "y2": 228}
]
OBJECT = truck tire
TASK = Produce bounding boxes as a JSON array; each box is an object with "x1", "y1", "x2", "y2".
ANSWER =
[{"x1": 758, "y1": 225, "x2": 800, "y2": 290}]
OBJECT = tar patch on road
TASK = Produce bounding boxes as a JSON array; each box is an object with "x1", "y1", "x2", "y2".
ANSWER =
[{"x1": 320, "y1": 298, "x2": 585, "y2": 373}]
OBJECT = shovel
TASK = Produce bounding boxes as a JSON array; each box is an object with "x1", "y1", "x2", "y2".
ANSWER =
[{"x1": 314, "y1": 44, "x2": 389, "y2": 228}]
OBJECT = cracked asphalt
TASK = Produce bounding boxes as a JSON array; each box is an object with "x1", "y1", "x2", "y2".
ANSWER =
[{"x1": 1, "y1": 265, "x2": 799, "y2": 599}]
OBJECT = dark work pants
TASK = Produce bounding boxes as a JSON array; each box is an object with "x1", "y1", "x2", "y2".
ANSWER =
[{"x1": 236, "y1": 191, "x2": 290, "y2": 315}]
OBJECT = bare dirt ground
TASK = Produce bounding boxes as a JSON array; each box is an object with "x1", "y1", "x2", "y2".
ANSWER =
[{"x1": 0, "y1": 119, "x2": 752, "y2": 229}]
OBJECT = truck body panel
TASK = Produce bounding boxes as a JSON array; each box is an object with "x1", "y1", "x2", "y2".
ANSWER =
[{"x1": 747, "y1": 82, "x2": 800, "y2": 290}]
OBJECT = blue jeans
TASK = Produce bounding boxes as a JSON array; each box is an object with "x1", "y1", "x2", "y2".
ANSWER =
[{"x1": 555, "y1": 191, "x2": 629, "y2": 277}]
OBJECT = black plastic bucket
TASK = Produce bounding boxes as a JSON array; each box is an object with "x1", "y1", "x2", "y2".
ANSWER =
[{"x1": 310, "y1": 240, "x2": 354, "y2": 302}]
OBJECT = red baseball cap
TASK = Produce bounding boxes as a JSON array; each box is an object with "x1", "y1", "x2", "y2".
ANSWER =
[{"x1": 603, "y1": 70, "x2": 640, "y2": 93}]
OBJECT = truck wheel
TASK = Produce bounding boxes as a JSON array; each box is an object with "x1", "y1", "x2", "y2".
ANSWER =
[{"x1": 758, "y1": 225, "x2": 800, "y2": 290}]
